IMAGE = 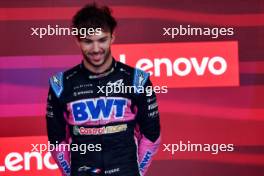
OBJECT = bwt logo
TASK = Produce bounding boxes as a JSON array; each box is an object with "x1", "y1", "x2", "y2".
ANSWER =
[
  {"x1": 71, "y1": 97, "x2": 128, "y2": 122},
  {"x1": 57, "y1": 153, "x2": 70, "y2": 176},
  {"x1": 140, "y1": 151, "x2": 152, "y2": 171}
]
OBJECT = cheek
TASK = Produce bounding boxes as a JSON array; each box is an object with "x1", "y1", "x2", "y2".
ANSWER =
[
  {"x1": 102, "y1": 42, "x2": 111, "y2": 50},
  {"x1": 80, "y1": 45, "x2": 91, "y2": 53}
]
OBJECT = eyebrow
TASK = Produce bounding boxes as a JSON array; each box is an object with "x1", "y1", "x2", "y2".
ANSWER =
[
  {"x1": 82, "y1": 36, "x2": 108, "y2": 42},
  {"x1": 98, "y1": 36, "x2": 108, "y2": 40}
]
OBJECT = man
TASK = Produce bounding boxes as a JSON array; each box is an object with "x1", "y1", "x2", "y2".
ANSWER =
[{"x1": 46, "y1": 3, "x2": 161, "y2": 176}]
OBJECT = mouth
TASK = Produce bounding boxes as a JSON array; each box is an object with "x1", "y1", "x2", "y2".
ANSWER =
[{"x1": 89, "y1": 53, "x2": 104, "y2": 62}]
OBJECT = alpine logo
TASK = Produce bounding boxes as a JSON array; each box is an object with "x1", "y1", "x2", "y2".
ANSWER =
[
  {"x1": 70, "y1": 97, "x2": 128, "y2": 122},
  {"x1": 107, "y1": 79, "x2": 123, "y2": 86},
  {"x1": 50, "y1": 72, "x2": 64, "y2": 98}
]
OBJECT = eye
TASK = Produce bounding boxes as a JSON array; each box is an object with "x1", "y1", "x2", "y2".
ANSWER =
[
  {"x1": 99, "y1": 38, "x2": 107, "y2": 43},
  {"x1": 83, "y1": 39, "x2": 92, "y2": 44},
  {"x1": 80, "y1": 38, "x2": 92, "y2": 44}
]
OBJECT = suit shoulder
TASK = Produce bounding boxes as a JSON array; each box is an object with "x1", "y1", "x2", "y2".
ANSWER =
[
  {"x1": 49, "y1": 64, "x2": 80, "y2": 98},
  {"x1": 116, "y1": 61, "x2": 135, "y2": 73},
  {"x1": 63, "y1": 64, "x2": 81, "y2": 80},
  {"x1": 116, "y1": 61, "x2": 149, "y2": 87}
]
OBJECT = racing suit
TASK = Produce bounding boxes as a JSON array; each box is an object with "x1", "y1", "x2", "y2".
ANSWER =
[{"x1": 46, "y1": 58, "x2": 161, "y2": 176}]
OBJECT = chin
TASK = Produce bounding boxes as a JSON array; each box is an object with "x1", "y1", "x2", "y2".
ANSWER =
[{"x1": 92, "y1": 60, "x2": 105, "y2": 67}]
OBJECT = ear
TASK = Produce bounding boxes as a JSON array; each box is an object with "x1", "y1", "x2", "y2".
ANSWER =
[{"x1": 111, "y1": 32, "x2": 115, "y2": 44}]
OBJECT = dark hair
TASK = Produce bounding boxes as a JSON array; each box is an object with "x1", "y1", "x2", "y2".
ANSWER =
[{"x1": 72, "y1": 3, "x2": 117, "y2": 35}]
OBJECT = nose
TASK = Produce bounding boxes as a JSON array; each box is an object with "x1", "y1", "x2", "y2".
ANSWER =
[{"x1": 91, "y1": 42, "x2": 100, "y2": 53}]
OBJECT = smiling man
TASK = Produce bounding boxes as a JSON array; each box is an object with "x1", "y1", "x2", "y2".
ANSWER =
[{"x1": 46, "y1": 3, "x2": 161, "y2": 176}]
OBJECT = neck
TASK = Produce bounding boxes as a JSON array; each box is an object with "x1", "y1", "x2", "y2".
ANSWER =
[{"x1": 83, "y1": 55, "x2": 113, "y2": 74}]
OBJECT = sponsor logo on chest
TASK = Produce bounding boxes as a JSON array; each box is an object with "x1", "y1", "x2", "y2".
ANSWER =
[{"x1": 69, "y1": 97, "x2": 128, "y2": 122}]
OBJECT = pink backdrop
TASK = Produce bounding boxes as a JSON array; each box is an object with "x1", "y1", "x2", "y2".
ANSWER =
[{"x1": 0, "y1": 0, "x2": 264, "y2": 175}]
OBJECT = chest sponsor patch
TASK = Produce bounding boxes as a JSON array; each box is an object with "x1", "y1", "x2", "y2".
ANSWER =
[
  {"x1": 69, "y1": 97, "x2": 128, "y2": 123},
  {"x1": 73, "y1": 124, "x2": 128, "y2": 135}
]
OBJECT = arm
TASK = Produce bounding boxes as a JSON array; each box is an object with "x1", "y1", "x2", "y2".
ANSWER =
[
  {"x1": 134, "y1": 70, "x2": 161, "y2": 176},
  {"x1": 46, "y1": 74, "x2": 71, "y2": 176}
]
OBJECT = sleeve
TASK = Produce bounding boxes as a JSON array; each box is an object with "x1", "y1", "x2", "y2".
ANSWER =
[
  {"x1": 46, "y1": 77, "x2": 71, "y2": 176},
  {"x1": 134, "y1": 70, "x2": 161, "y2": 176}
]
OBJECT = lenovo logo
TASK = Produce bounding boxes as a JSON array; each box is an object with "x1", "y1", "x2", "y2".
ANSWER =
[
  {"x1": 0, "y1": 152, "x2": 58, "y2": 173},
  {"x1": 120, "y1": 55, "x2": 227, "y2": 77},
  {"x1": 0, "y1": 137, "x2": 60, "y2": 175},
  {"x1": 113, "y1": 41, "x2": 239, "y2": 87}
]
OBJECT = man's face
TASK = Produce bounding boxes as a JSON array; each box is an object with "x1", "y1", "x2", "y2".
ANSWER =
[{"x1": 77, "y1": 31, "x2": 114, "y2": 68}]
